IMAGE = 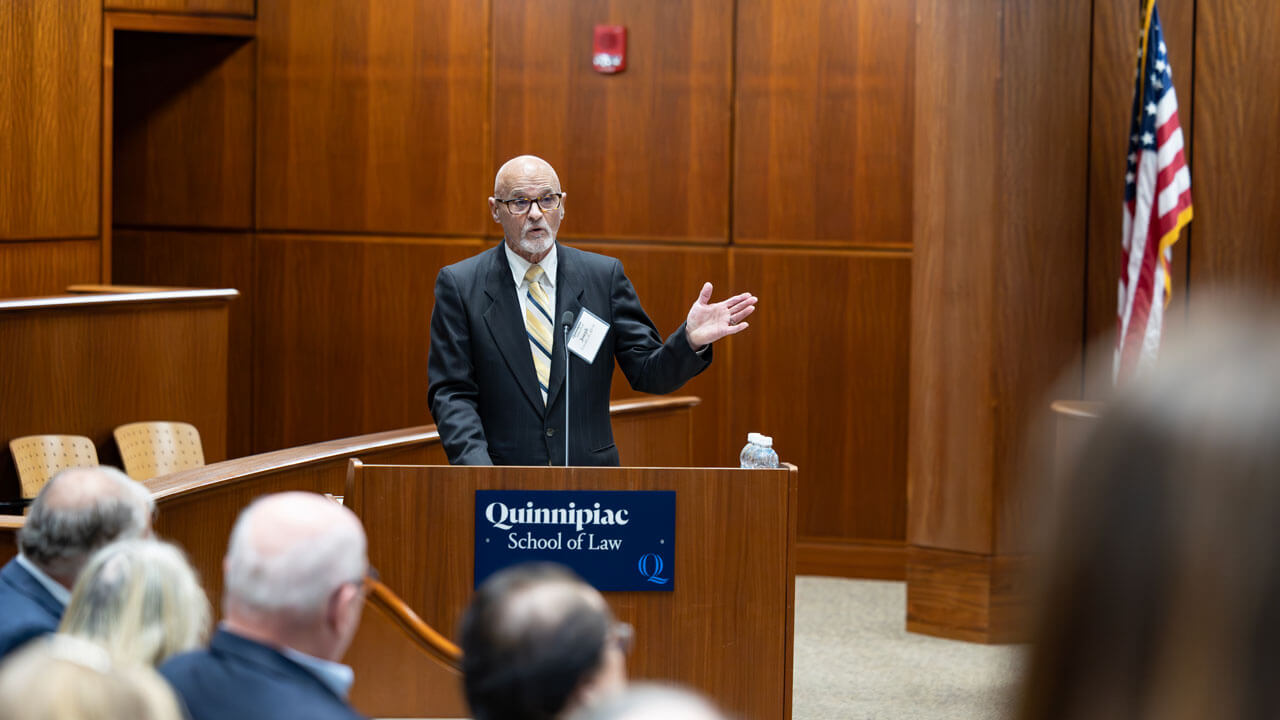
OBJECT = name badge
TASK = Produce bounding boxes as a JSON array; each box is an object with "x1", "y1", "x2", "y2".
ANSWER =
[{"x1": 567, "y1": 308, "x2": 609, "y2": 363}]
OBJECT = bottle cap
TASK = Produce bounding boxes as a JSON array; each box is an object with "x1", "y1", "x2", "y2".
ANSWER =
[{"x1": 747, "y1": 432, "x2": 772, "y2": 447}]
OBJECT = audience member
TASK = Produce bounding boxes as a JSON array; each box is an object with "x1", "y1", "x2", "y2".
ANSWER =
[
  {"x1": 0, "y1": 634, "x2": 183, "y2": 720},
  {"x1": 1017, "y1": 309, "x2": 1280, "y2": 720},
  {"x1": 159, "y1": 492, "x2": 369, "y2": 720},
  {"x1": 565, "y1": 683, "x2": 726, "y2": 720},
  {"x1": 459, "y1": 563, "x2": 631, "y2": 720},
  {"x1": 0, "y1": 467, "x2": 154, "y2": 659},
  {"x1": 60, "y1": 538, "x2": 210, "y2": 666}
]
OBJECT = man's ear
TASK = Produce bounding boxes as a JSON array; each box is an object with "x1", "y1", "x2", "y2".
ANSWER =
[
  {"x1": 328, "y1": 582, "x2": 360, "y2": 632},
  {"x1": 488, "y1": 197, "x2": 500, "y2": 223}
]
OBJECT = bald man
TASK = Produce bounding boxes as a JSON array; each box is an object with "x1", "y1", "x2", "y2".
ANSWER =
[
  {"x1": 160, "y1": 492, "x2": 369, "y2": 720},
  {"x1": 428, "y1": 155, "x2": 757, "y2": 466},
  {"x1": 0, "y1": 466, "x2": 154, "y2": 659}
]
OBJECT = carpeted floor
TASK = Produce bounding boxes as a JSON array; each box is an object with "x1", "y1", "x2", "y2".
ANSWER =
[{"x1": 792, "y1": 577, "x2": 1026, "y2": 720}]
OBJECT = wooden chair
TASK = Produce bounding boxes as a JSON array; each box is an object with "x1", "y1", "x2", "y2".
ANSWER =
[
  {"x1": 9, "y1": 435, "x2": 100, "y2": 503},
  {"x1": 113, "y1": 422, "x2": 206, "y2": 482}
]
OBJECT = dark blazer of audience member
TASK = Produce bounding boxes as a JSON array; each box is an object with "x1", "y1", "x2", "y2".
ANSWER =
[
  {"x1": 60, "y1": 538, "x2": 210, "y2": 666},
  {"x1": 1018, "y1": 309, "x2": 1280, "y2": 720},
  {"x1": 160, "y1": 492, "x2": 369, "y2": 720},
  {"x1": 459, "y1": 563, "x2": 631, "y2": 720},
  {"x1": 0, "y1": 467, "x2": 154, "y2": 660}
]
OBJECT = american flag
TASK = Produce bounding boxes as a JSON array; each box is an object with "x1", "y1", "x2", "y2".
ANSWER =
[{"x1": 1115, "y1": 0, "x2": 1193, "y2": 383}]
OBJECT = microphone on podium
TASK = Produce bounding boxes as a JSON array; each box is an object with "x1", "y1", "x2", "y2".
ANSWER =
[{"x1": 560, "y1": 311, "x2": 576, "y2": 467}]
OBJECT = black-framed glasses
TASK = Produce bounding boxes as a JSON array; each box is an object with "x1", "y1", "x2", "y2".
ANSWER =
[{"x1": 495, "y1": 193, "x2": 565, "y2": 215}]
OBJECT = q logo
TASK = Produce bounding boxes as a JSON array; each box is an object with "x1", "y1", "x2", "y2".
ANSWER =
[{"x1": 637, "y1": 553, "x2": 669, "y2": 585}]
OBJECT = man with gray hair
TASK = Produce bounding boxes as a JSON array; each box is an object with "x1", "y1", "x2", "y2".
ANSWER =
[
  {"x1": 0, "y1": 465, "x2": 154, "y2": 659},
  {"x1": 159, "y1": 491, "x2": 369, "y2": 720}
]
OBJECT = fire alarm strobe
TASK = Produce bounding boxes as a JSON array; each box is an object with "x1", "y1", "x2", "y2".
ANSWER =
[{"x1": 593, "y1": 25, "x2": 627, "y2": 74}]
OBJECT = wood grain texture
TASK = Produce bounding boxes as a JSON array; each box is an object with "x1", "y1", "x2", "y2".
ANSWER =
[
  {"x1": 906, "y1": 546, "x2": 1031, "y2": 644},
  {"x1": 575, "y1": 243, "x2": 729, "y2": 468},
  {"x1": 257, "y1": 0, "x2": 489, "y2": 235},
  {"x1": 1084, "y1": 0, "x2": 1194, "y2": 397},
  {"x1": 152, "y1": 443, "x2": 439, "y2": 621},
  {"x1": 734, "y1": 0, "x2": 914, "y2": 247},
  {"x1": 144, "y1": 397, "x2": 693, "y2": 652},
  {"x1": 113, "y1": 32, "x2": 255, "y2": 229},
  {"x1": 1189, "y1": 0, "x2": 1280, "y2": 299},
  {"x1": 253, "y1": 235, "x2": 487, "y2": 452},
  {"x1": 796, "y1": 539, "x2": 905, "y2": 581},
  {"x1": 0, "y1": 0, "x2": 99, "y2": 239},
  {"x1": 112, "y1": 231, "x2": 254, "y2": 458},
  {"x1": 346, "y1": 464, "x2": 796, "y2": 720},
  {"x1": 491, "y1": 0, "x2": 733, "y2": 243},
  {"x1": 732, "y1": 248, "x2": 911, "y2": 543},
  {"x1": 0, "y1": 518, "x2": 18, "y2": 565},
  {"x1": 908, "y1": 0, "x2": 1090, "y2": 556},
  {"x1": 0, "y1": 292, "x2": 231, "y2": 502},
  {"x1": 104, "y1": 0, "x2": 255, "y2": 16},
  {"x1": 346, "y1": 587, "x2": 469, "y2": 718},
  {"x1": 0, "y1": 239, "x2": 100, "y2": 299}
]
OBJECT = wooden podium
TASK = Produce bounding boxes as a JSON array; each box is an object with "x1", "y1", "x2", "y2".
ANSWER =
[{"x1": 344, "y1": 462, "x2": 799, "y2": 720}]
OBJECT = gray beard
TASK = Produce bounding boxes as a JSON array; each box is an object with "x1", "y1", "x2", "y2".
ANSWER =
[{"x1": 517, "y1": 232, "x2": 554, "y2": 258}]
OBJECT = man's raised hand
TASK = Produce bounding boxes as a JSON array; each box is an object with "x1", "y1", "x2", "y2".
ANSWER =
[{"x1": 685, "y1": 282, "x2": 758, "y2": 350}]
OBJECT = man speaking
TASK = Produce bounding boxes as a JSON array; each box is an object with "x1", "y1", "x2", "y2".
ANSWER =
[{"x1": 428, "y1": 155, "x2": 757, "y2": 466}]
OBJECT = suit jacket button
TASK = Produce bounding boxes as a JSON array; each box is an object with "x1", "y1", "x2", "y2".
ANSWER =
[{"x1": 545, "y1": 428, "x2": 555, "y2": 437}]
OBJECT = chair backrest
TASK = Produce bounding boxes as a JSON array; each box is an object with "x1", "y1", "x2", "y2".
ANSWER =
[
  {"x1": 113, "y1": 422, "x2": 205, "y2": 482},
  {"x1": 9, "y1": 435, "x2": 100, "y2": 500}
]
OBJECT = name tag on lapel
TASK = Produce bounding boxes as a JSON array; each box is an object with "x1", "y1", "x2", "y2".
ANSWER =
[{"x1": 567, "y1": 308, "x2": 609, "y2": 363}]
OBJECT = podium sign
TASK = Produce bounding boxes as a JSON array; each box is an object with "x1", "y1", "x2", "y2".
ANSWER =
[{"x1": 474, "y1": 490, "x2": 675, "y2": 591}]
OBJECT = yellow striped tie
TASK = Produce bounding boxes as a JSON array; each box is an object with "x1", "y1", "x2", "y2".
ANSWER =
[{"x1": 524, "y1": 266, "x2": 553, "y2": 404}]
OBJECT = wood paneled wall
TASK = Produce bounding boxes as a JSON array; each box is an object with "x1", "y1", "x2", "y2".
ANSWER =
[
  {"x1": 735, "y1": 0, "x2": 914, "y2": 248},
  {"x1": 256, "y1": 0, "x2": 489, "y2": 235},
  {"x1": 105, "y1": 0, "x2": 254, "y2": 15},
  {"x1": 0, "y1": 0, "x2": 100, "y2": 242},
  {"x1": 252, "y1": 235, "x2": 485, "y2": 450},
  {"x1": 113, "y1": 32, "x2": 254, "y2": 229},
  {"x1": 492, "y1": 0, "x2": 733, "y2": 243},
  {"x1": 908, "y1": 0, "x2": 1091, "y2": 642},
  {"x1": 1188, "y1": 0, "x2": 1280, "y2": 298},
  {"x1": 0, "y1": 0, "x2": 101, "y2": 299},
  {"x1": 21, "y1": 0, "x2": 1278, "y2": 593},
  {"x1": 102, "y1": 0, "x2": 915, "y2": 580}
]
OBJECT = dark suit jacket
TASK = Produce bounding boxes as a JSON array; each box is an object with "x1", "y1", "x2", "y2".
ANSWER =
[
  {"x1": 428, "y1": 242, "x2": 711, "y2": 466},
  {"x1": 159, "y1": 629, "x2": 364, "y2": 720},
  {"x1": 0, "y1": 558, "x2": 63, "y2": 660}
]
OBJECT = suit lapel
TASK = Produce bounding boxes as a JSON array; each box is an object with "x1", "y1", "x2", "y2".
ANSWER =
[
  {"x1": 546, "y1": 248, "x2": 585, "y2": 409},
  {"x1": 482, "y1": 246, "x2": 545, "y2": 415}
]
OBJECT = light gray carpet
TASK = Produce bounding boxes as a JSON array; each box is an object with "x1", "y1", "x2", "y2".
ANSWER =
[{"x1": 793, "y1": 577, "x2": 1026, "y2": 720}]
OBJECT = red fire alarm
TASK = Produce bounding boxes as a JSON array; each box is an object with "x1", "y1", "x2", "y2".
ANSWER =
[{"x1": 592, "y1": 25, "x2": 627, "y2": 74}]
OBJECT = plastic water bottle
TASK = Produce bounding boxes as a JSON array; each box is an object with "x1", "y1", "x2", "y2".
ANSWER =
[{"x1": 739, "y1": 433, "x2": 780, "y2": 469}]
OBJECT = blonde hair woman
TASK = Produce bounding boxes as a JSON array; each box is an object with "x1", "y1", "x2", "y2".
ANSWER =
[
  {"x1": 59, "y1": 538, "x2": 210, "y2": 667},
  {"x1": 0, "y1": 634, "x2": 183, "y2": 720}
]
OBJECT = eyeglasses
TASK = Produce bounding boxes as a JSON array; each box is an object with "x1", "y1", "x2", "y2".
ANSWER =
[
  {"x1": 352, "y1": 566, "x2": 380, "y2": 590},
  {"x1": 609, "y1": 621, "x2": 634, "y2": 655},
  {"x1": 494, "y1": 193, "x2": 565, "y2": 215}
]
